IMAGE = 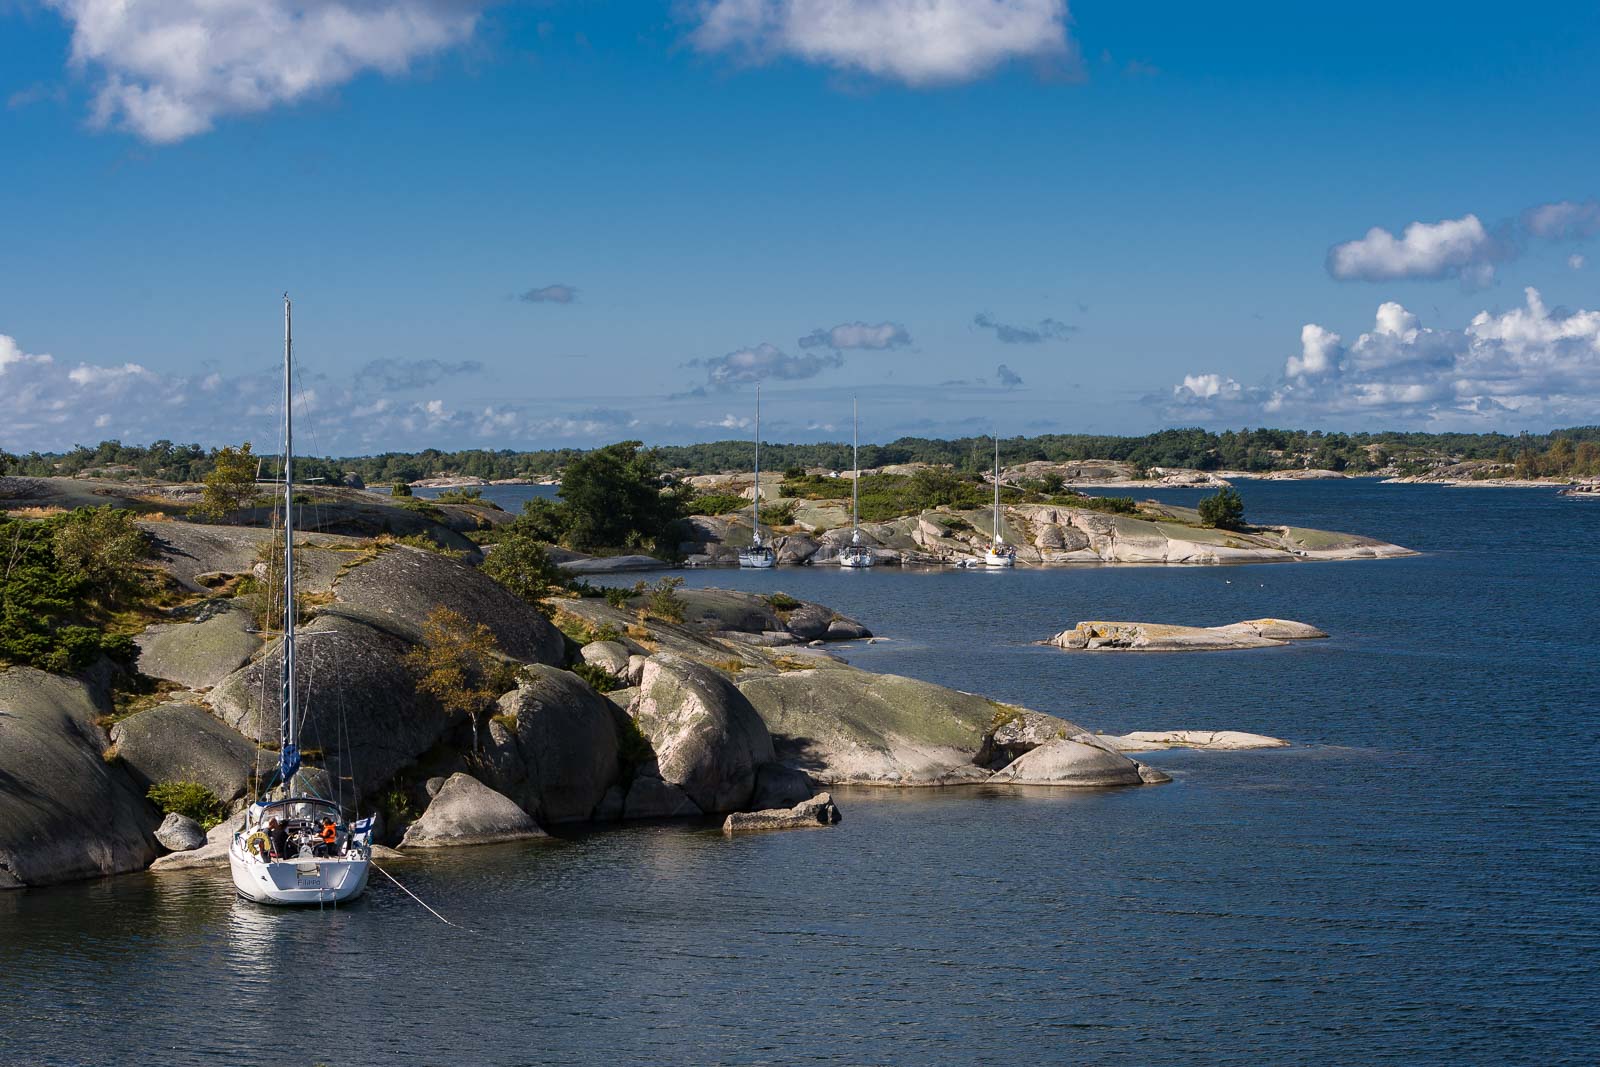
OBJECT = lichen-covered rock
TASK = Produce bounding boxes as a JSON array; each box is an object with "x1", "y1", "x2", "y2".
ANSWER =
[
  {"x1": 110, "y1": 701, "x2": 257, "y2": 804},
  {"x1": 987, "y1": 738, "x2": 1149, "y2": 787},
  {"x1": 736, "y1": 664, "x2": 1086, "y2": 786},
  {"x1": 135, "y1": 602, "x2": 261, "y2": 690},
  {"x1": 155, "y1": 813, "x2": 207, "y2": 852},
  {"x1": 631, "y1": 654, "x2": 776, "y2": 813},
  {"x1": 723, "y1": 791, "x2": 841, "y2": 833},
  {"x1": 209, "y1": 614, "x2": 447, "y2": 796},
  {"x1": 0, "y1": 668, "x2": 159, "y2": 888},
  {"x1": 327, "y1": 545, "x2": 564, "y2": 665},
  {"x1": 481, "y1": 666, "x2": 621, "y2": 823},
  {"x1": 975, "y1": 708, "x2": 1078, "y2": 769},
  {"x1": 399, "y1": 773, "x2": 546, "y2": 848}
]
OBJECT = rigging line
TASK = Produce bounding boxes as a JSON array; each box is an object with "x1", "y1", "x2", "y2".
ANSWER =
[{"x1": 372, "y1": 863, "x2": 476, "y2": 933}]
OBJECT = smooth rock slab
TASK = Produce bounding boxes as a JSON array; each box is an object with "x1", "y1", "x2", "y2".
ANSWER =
[
  {"x1": 400, "y1": 774, "x2": 546, "y2": 848},
  {"x1": 987, "y1": 738, "x2": 1149, "y2": 787},
  {"x1": 1103, "y1": 730, "x2": 1291, "y2": 752},
  {"x1": 1048, "y1": 618, "x2": 1328, "y2": 652},
  {"x1": 723, "y1": 792, "x2": 842, "y2": 833},
  {"x1": 632, "y1": 654, "x2": 776, "y2": 814},
  {"x1": 110, "y1": 701, "x2": 257, "y2": 804},
  {"x1": 134, "y1": 603, "x2": 261, "y2": 690}
]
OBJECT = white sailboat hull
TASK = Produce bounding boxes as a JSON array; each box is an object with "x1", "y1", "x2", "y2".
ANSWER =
[
  {"x1": 738, "y1": 550, "x2": 776, "y2": 569},
  {"x1": 983, "y1": 550, "x2": 1016, "y2": 568},
  {"x1": 229, "y1": 837, "x2": 370, "y2": 905},
  {"x1": 838, "y1": 555, "x2": 874, "y2": 568}
]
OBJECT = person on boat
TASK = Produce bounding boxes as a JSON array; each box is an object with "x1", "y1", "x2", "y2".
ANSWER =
[
  {"x1": 267, "y1": 817, "x2": 288, "y2": 860},
  {"x1": 314, "y1": 817, "x2": 338, "y2": 858}
]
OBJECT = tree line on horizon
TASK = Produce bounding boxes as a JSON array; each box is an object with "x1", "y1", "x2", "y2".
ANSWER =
[{"x1": 5, "y1": 425, "x2": 1600, "y2": 484}]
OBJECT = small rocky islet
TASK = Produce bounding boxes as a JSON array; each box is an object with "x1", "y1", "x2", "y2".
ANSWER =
[{"x1": 0, "y1": 475, "x2": 1363, "y2": 890}]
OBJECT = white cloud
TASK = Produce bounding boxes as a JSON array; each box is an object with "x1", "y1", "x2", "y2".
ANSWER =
[
  {"x1": 690, "y1": 341, "x2": 844, "y2": 385},
  {"x1": 1524, "y1": 199, "x2": 1600, "y2": 241},
  {"x1": 698, "y1": 413, "x2": 755, "y2": 430},
  {"x1": 0, "y1": 335, "x2": 55, "y2": 374},
  {"x1": 690, "y1": 0, "x2": 1073, "y2": 86},
  {"x1": 1571, "y1": 254, "x2": 1586, "y2": 271},
  {"x1": 1326, "y1": 214, "x2": 1497, "y2": 283},
  {"x1": 798, "y1": 321, "x2": 911, "y2": 350},
  {"x1": 44, "y1": 0, "x2": 482, "y2": 143},
  {"x1": 1167, "y1": 288, "x2": 1600, "y2": 426}
]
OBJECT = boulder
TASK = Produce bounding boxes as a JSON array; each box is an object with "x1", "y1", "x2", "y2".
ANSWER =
[
  {"x1": 751, "y1": 763, "x2": 816, "y2": 809},
  {"x1": 135, "y1": 602, "x2": 261, "y2": 690},
  {"x1": 209, "y1": 614, "x2": 448, "y2": 796},
  {"x1": 975, "y1": 708, "x2": 1076, "y2": 769},
  {"x1": 1102, "y1": 729, "x2": 1291, "y2": 752},
  {"x1": 155, "y1": 813, "x2": 207, "y2": 852},
  {"x1": 481, "y1": 666, "x2": 621, "y2": 823},
  {"x1": 675, "y1": 589, "x2": 784, "y2": 634},
  {"x1": 631, "y1": 654, "x2": 776, "y2": 813},
  {"x1": 148, "y1": 813, "x2": 245, "y2": 871},
  {"x1": 623, "y1": 775, "x2": 704, "y2": 820},
  {"x1": 579, "y1": 640, "x2": 631, "y2": 679},
  {"x1": 1048, "y1": 618, "x2": 1327, "y2": 652},
  {"x1": 987, "y1": 738, "x2": 1150, "y2": 787},
  {"x1": 723, "y1": 792, "x2": 842, "y2": 833},
  {"x1": 626, "y1": 655, "x2": 649, "y2": 685},
  {"x1": 736, "y1": 664, "x2": 1085, "y2": 785},
  {"x1": 0, "y1": 668, "x2": 159, "y2": 888},
  {"x1": 399, "y1": 773, "x2": 546, "y2": 848},
  {"x1": 824, "y1": 617, "x2": 873, "y2": 641},
  {"x1": 783, "y1": 602, "x2": 834, "y2": 641},
  {"x1": 327, "y1": 545, "x2": 565, "y2": 665},
  {"x1": 593, "y1": 784, "x2": 625, "y2": 822},
  {"x1": 110, "y1": 701, "x2": 258, "y2": 804}
]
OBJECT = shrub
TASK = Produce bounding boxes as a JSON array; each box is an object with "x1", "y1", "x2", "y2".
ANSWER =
[
  {"x1": 481, "y1": 530, "x2": 566, "y2": 609},
  {"x1": 603, "y1": 586, "x2": 633, "y2": 609},
  {"x1": 687, "y1": 492, "x2": 747, "y2": 516},
  {"x1": 51, "y1": 506, "x2": 153, "y2": 600},
  {"x1": 634, "y1": 576, "x2": 686, "y2": 623},
  {"x1": 1197, "y1": 487, "x2": 1246, "y2": 530},
  {"x1": 766, "y1": 592, "x2": 802, "y2": 612},
  {"x1": 404, "y1": 606, "x2": 516, "y2": 750},
  {"x1": 571, "y1": 661, "x2": 622, "y2": 693},
  {"x1": 192, "y1": 443, "x2": 259, "y2": 523},
  {"x1": 147, "y1": 781, "x2": 227, "y2": 830},
  {"x1": 391, "y1": 480, "x2": 413, "y2": 497}
]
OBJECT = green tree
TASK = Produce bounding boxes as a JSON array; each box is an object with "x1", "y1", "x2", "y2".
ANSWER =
[
  {"x1": 194, "y1": 443, "x2": 259, "y2": 523},
  {"x1": 51, "y1": 507, "x2": 153, "y2": 599},
  {"x1": 0, "y1": 448, "x2": 14, "y2": 476},
  {"x1": 481, "y1": 529, "x2": 566, "y2": 610},
  {"x1": 1197, "y1": 488, "x2": 1246, "y2": 530},
  {"x1": 404, "y1": 606, "x2": 514, "y2": 750},
  {"x1": 558, "y1": 441, "x2": 684, "y2": 554}
]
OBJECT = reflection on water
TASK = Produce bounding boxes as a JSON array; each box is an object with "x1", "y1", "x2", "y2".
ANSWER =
[{"x1": 2, "y1": 482, "x2": 1598, "y2": 1065}]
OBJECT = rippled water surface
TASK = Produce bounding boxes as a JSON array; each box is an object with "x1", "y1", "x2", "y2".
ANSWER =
[{"x1": 4, "y1": 482, "x2": 1598, "y2": 1065}]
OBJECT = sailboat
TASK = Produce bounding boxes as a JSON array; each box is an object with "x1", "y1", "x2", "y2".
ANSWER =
[
  {"x1": 839, "y1": 397, "x2": 874, "y2": 568},
  {"x1": 983, "y1": 435, "x2": 1017, "y2": 568},
  {"x1": 229, "y1": 295, "x2": 374, "y2": 905},
  {"x1": 738, "y1": 384, "x2": 776, "y2": 569}
]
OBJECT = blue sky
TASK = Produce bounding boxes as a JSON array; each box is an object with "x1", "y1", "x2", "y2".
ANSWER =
[{"x1": 3, "y1": 1, "x2": 1599, "y2": 454}]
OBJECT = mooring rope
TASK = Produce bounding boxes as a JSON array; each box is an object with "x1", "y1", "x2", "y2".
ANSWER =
[{"x1": 372, "y1": 862, "x2": 473, "y2": 932}]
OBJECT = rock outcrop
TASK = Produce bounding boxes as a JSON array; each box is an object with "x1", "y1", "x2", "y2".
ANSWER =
[
  {"x1": 0, "y1": 668, "x2": 159, "y2": 888},
  {"x1": 134, "y1": 601, "x2": 261, "y2": 689},
  {"x1": 622, "y1": 774, "x2": 705, "y2": 819},
  {"x1": 110, "y1": 700, "x2": 258, "y2": 805},
  {"x1": 1101, "y1": 730, "x2": 1290, "y2": 751},
  {"x1": 630, "y1": 655, "x2": 776, "y2": 813},
  {"x1": 482, "y1": 666, "x2": 621, "y2": 823},
  {"x1": 399, "y1": 773, "x2": 546, "y2": 848},
  {"x1": 986, "y1": 738, "x2": 1153, "y2": 787},
  {"x1": 1048, "y1": 618, "x2": 1328, "y2": 652},
  {"x1": 723, "y1": 792, "x2": 841, "y2": 833}
]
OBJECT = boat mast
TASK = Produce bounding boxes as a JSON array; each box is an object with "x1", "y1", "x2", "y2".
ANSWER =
[
  {"x1": 280, "y1": 294, "x2": 299, "y2": 796},
  {"x1": 852, "y1": 396, "x2": 859, "y2": 536},
  {"x1": 993, "y1": 434, "x2": 1001, "y2": 548},
  {"x1": 752, "y1": 384, "x2": 761, "y2": 546}
]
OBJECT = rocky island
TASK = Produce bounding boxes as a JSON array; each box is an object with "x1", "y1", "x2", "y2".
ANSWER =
[{"x1": 1047, "y1": 618, "x2": 1328, "y2": 652}]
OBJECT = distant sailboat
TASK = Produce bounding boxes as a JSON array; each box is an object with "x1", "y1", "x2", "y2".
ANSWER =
[
  {"x1": 983, "y1": 435, "x2": 1017, "y2": 568},
  {"x1": 229, "y1": 296, "x2": 374, "y2": 905},
  {"x1": 840, "y1": 397, "x2": 874, "y2": 569},
  {"x1": 738, "y1": 384, "x2": 776, "y2": 569}
]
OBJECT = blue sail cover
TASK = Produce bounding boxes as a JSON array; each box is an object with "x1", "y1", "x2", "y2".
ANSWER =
[{"x1": 279, "y1": 742, "x2": 301, "y2": 785}]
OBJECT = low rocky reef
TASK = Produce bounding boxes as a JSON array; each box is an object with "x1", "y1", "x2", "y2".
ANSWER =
[
  {"x1": 0, "y1": 515, "x2": 1286, "y2": 891},
  {"x1": 1047, "y1": 618, "x2": 1328, "y2": 652},
  {"x1": 679, "y1": 499, "x2": 1413, "y2": 568}
]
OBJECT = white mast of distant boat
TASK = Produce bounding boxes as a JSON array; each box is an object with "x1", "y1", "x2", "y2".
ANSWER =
[
  {"x1": 738, "y1": 383, "x2": 776, "y2": 569},
  {"x1": 983, "y1": 433, "x2": 1016, "y2": 568},
  {"x1": 229, "y1": 295, "x2": 374, "y2": 905},
  {"x1": 840, "y1": 396, "x2": 874, "y2": 568}
]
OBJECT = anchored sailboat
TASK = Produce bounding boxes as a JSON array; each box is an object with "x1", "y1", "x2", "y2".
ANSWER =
[
  {"x1": 229, "y1": 295, "x2": 373, "y2": 905},
  {"x1": 738, "y1": 384, "x2": 776, "y2": 569},
  {"x1": 839, "y1": 397, "x2": 874, "y2": 569},
  {"x1": 983, "y1": 435, "x2": 1017, "y2": 568}
]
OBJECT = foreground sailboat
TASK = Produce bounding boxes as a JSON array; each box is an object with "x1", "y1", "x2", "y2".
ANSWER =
[
  {"x1": 839, "y1": 397, "x2": 874, "y2": 568},
  {"x1": 229, "y1": 296, "x2": 373, "y2": 905},
  {"x1": 983, "y1": 435, "x2": 1017, "y2": 568},
  {"x1": 738, "y1": 384, "x2": 776, "y2": 569}
]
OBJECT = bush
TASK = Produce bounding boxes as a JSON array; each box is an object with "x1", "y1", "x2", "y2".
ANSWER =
[
  {"x1": 687, "y1": 492, "x2": 747, "y2": 516},
  {"x1": 766, "y1": 592, "x2": 802, "y2": 612},
  {"x1": 1, "y1": 514, "x2": 147, "y2": 673},
  {"x1": 147, "y1": 781, "x2": 227, "y2": 830},
  {"x1": 481, "y1": 531, "x2": 566, "y2": 609},
  {"x1": 634, "y1": 576, "x2": 686, "y2": 623},
  {"x1": 51, "y1": 506, "x2": 153, "y2": 599},
  {"x1": 1198, "y1": 488, "x2": 1246, "y2": 530},
  {"x1": 571, "y1": 661, "x2": 623, "y2": 693},
  {"x1": 192, "y1": 443, "x2": 259, "y2": 523},
  {"x1": 603, "y1": 586, "x2": 633, "y2": 609},
  {"x1": 391, "y1": 480, "x2": 413, "y2": 497}
]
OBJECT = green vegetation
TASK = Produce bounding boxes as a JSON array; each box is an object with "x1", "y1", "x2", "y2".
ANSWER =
[
  {"x1": 602, "y1": 586, "x2": 632, "y2": 609},
  {"x1": 480, "y1": 530, "x2": 566, "y2": 610},
  {"x1": 391, "y1": 480, "x2": 413, "y2": 497},
  {"x1": 1198, "y1": 488, "x2": 1247, "y2": 531},
  {"x1": 766, "y1": 592, "x2": 802, "y2": 612},
  {"x1": 0, "y1": 509, "x2": 155, "y2": 672},
  {"x1": 391, "y1": 496, "x2": 445, "y2": 521},
  {"x1": 404, "y1": 606, "x2": 518, "y2": 750},
  {"x1": 435, "y1": 487, "x2": 502, "y2": 509},
  {"x1": 147, "y1": 781, "x2": 228, "y2": 830},
  {"x1": 688, "y1": 491, "x2": 747, "y2": 515},
  {"x1": 633, "y1": 576, "x2": 686, "y2": 623},
  {"x1": 571, "y1": 661, "x2": 623, "y2": 693},
  {"x1": 192, "y1": 443, "x2": 259, "y2": 522}
]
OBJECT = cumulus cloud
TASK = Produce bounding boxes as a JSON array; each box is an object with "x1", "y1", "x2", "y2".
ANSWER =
[
  {"x1": 690, "y1": 342, "x2": 844, "y2": 386},
  {"x1": 1571, "y1": 254, "x2": 1587, "y2": 271},
  {"x1": 996, "y1": 363, "x2": 1023, "y2": 388},
  {"x1": 690, "y1": 0, "x2": 1074, "y2": 86},
  {"x1": 1166, "y1": 288, "x2": 1600, "y2": 426},
  {"x1": 973, "y1": 312, "x2": 1074, "y2": 344},
  {"x1": 520, "y1": 284, "x2": 578, "y2": 304},
  {"x1": 1326, "y1": 213, "x2": 1502, "y2": 284},
  {"x1": 1523, "y1": 199, "x2": 1600, "y2": 241},
  {"x1": 697, "y1": 413, "x2": 755, "y2": 430},
  {"x1": 357, "y1": 358, "x2": 483, "y2": 391},
  {"x1": 798, "y1": 321, "x2": 911, "y2": 350},
  {"x1": 43, "y1": 0, "x2": 482, "y2": 143}
]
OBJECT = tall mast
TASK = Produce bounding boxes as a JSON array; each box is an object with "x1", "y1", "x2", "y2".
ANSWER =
[
  {"x1": 852, "y1": 397, "x2": 859, "y2": 534},
  {"x1": 279, "y1": 294, "x2": 299, "y2": 794},
  {"x1": 993, "y1": 435, "x2": 1001, "y2": 546},
  {"x1": 752, "y1": 384, "x2": 761, "y2": 545}
]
